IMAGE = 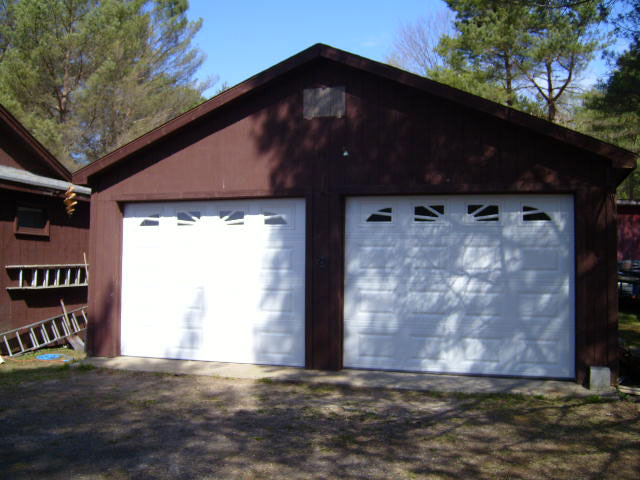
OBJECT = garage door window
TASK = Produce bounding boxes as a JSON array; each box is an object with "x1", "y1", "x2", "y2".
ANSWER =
[
  {"x1": 467, "y1": 204, "x2": 499, "y2": 222},
  {"x1": 366, "y1": 207, "x2": 392, "y2": 222},
  {"x1": 177, "y1": 211, "x2": 201, "y2": 226},
  {"x1": 522, "y1": 206, "x2": 551, "y2": 222},
  {"x1": 140, "y1": 214, "x2": 160, "y2": 227},
  {"x1": 414, "y1": 205, "x2": 445, "y2": 223},
  {"x1": 264, "y1": 211, "x2": 287, "y2": 225},
  {"x1": 221, "y1": 210, "x2": 244, "y2": 225}
]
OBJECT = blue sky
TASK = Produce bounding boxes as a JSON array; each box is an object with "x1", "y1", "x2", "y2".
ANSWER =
[{"x1": 187, "y1": 0, "x2": 625, "y2": 98}]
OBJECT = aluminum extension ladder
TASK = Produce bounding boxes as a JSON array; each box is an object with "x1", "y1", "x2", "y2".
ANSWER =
[
  {"x1": 0, "y1": 303, "x2": 88, "y2": 357},
  {"x1": 5, "y1": 263, "x2": 89, "y2": 290}
]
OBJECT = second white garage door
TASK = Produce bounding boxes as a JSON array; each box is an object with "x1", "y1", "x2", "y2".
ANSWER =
[
  {"x1": 345, "y1": 195, "x2": 575, "y2": 378},
  {"x1": 121, "y1": 198, "x2": 306, "y2": 366}
]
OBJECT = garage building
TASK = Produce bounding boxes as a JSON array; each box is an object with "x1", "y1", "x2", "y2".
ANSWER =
[{"x1": 73, "y1": 44, "x2": 636, "y2": 384}]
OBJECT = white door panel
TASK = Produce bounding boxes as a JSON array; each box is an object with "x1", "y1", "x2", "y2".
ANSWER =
[
  {"x1": 345, "y1": 195, "x2": 575, "y2": 378},
  {"x1": 121, "y1": 198, "x2": 305, "y2": 366}
]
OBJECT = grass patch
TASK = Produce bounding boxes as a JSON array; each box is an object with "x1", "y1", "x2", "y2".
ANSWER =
[
  {"x1": 127, "y1": 398, "x2": 159, "y2": 408},
  {"x1": 0, "y1": 364, "x2": 74, "y2": 388},
  {"x1": 0, "y1": 348, "x2": 93, "y2": 388},
  {"x1": 75, "y1": 363, "x2": 96, "y2": 371}
]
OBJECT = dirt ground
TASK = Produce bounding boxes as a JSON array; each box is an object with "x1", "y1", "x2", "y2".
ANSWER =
[{"x1": 1, "y1": 365, "x2": 639, "y2": 480}]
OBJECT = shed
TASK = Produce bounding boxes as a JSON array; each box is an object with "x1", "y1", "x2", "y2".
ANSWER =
[
  {"x1": 73, "y1": 44, "x2": 636, "y2": 385},
  {"x1": 0, "y1": 105, "x2": 90, "y2": 333}
]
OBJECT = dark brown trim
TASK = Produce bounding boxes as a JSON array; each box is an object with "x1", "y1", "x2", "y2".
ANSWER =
[
  {"x1": 606, "y1": 192, "x2": 619, "y2": 383},
  {"x1": 115, "y1": 202, "x2": 125, "y2": 357},
  {"x1": 0, "y1": 105, "x2": 71, "y2": 181},
  {"x1": 574, "y1": 189, "x2": 589, "y2": 385},
  {"x1": 334, "y1": 194, "x2": 346, "y2": 370},
  {"x1": 335, "y1": 186, "x2": 580, "y2": 196},
  {"x1": 73, "y1": 44, "x2": 636, "y2": 186},
  {"x1": 0, "y1": 180, "x2": 90, "y2": 201},
  {"x1": 304, "y1": 194, "x2": 313, "y2": 368},
  {"x1": 105, "y1": 189, "x2": 312, "y2": 203},
  {"x1": 0, "y1": 180, "x2": 59, "y2": 197}
]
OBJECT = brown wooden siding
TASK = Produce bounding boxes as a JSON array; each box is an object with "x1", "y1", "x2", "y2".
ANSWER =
[
  {"x1": 82, "y1": 58, "x2": 625, "y2": 384},
  {"x1": 0, "y1": 188, "x2": 89, "y2": 332}
]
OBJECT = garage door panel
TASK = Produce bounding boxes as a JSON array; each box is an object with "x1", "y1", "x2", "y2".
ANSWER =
[
  {"x1": 406, "y1": 291, "x2": 456, "y2": 315},
  {"x1": 121, "y1": 198, "x2": 305, "y2": 367},
  {"x1": 517, "y1": 293, "x2": 562, "y2": 318},
  {"x1": 462, "y1": 293, "x2": 504, "y2": 316},
  {"x1": 406, "y1": 247, "x2": 449, "y2": 270},
  {"x1": 507, "y1": 247, "x2": 561, "y2": 272},
  {"x1": 407, "y1": 336, "x2": 448, "y2": 361},
  {"x1": 258, "y1": 289, "x2": 294, "y2": 312},
  {"x1": 457, "y1": 317, "x2": 510, "y2": 338},
  {"x1": 345, "y1": 195, "x2": 575, "y2": 378}
]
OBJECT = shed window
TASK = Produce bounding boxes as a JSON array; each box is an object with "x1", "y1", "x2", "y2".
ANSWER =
[
  {"x1": 14, "y1": 206, "x2": 50, "y2": 237},
  {"x1": 522, "y1": 206, "x2": 551, "y2": 222},
  {"x1": 177, "y1": 211, "x2": 201, "y2": 226},
  {"x1": 467, "y1": 204, "x2": 499, "y2": 222},
  {"x1": 414, "y1": 205, "x2": 445, "y2": 222},
  {"x1": 221, "y1": 210, "x2": 244, "y2": 225},
  {"x1": 140, "y1": 214, "x2": 160, "y2": 227},
  {"x1": 366, "y1": 207, "x2": 392, "y2": 223}
]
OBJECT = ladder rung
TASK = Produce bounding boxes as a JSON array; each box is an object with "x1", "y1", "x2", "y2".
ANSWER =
[
  {"x1": 3, "y1": 335, "x2": 12, "y2": 356},
  {"x1": 29, "y1": 328, "x2": 39, "y2": 349},
  {"x1": 16, "y1": 332, "x2": 25, "y2": 353},
  {"x1": 51, "y1": 321, "x2": 61, "y2": 341},
  {"x1": 40, "y1": 325, "x2": 50, "y2": 344},
  {"x1": 69, "y1": 313, "x2": 77, "y2": 331}
]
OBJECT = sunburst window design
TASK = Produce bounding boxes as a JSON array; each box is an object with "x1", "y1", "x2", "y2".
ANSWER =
[
  {"x1": 522, "y1": 206, "x2": 551, "y2": 222},
  {"x1": 264, "y1": 211, "x2": 287, "y2": 225},
  {"x1": 366, "y1": 207, "x2": 392, "y2": 222},
  {"x1": 414, "y1": 205, "x2": 445, "y2": 222},
  {"x1": 177, "y1": 211, "x2": 201, "y2": 226},
  {"x1": 220, "y1": 210, "x2": 244, "y2": 225},
  {"x1": 140, "y1": 214, "x2": 160, "y2": 227},
  {"x1": 467, "y1": 204, "x2": 499, "y2": 222}
]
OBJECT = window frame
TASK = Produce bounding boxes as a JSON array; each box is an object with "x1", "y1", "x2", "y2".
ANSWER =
[{"x1": 14, "y1": 204, "x2": 50, "y2": 238}]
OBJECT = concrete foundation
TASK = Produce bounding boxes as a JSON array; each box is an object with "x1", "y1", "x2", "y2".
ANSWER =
[{"x1": 589, "y1": 366, "x2": 611, "y2": 391}]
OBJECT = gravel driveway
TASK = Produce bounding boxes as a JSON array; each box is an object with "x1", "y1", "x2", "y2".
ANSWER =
[{"x1": 1, "y1": 367, "x2": 639, "y2": 479}]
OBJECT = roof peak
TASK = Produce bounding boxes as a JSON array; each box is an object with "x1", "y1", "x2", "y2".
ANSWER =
[{"x1": 73, "y1": 43, "x2": 636, "y2": 185}]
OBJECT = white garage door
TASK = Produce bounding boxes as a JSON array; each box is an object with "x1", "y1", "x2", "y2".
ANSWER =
[
  {"x1": 121, "y1": 198, "x2": 305, "y2": 366},
  {"x1": 345, "y1": 195, "x2": 575, "y2": 378}
]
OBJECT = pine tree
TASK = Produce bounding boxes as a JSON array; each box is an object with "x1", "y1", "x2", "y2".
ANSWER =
[
  {"x1": 392, "y1": 1, "x2": 610, "y2": 122},
  {"x1": 0, "y1": 0, "x2": 209, "y2": 168}
]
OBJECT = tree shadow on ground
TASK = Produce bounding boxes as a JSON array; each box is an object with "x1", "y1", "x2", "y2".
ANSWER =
[{"x1": 0, "y1": 369, "x2": 638, "y2": 479}]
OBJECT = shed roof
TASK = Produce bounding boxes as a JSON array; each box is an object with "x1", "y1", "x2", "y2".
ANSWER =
[
  {"x1": 0, "y1": 165, "x2": 91, "y2": 195},
  {"x1": 0, "y1": 104, "x2": 71, "y2": 181},
  {"x1": 73, "y1": 43, "x2": 637, "y2": 186}
]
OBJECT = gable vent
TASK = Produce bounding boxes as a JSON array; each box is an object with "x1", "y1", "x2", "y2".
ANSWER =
[{"x1": 303, "y1": 86, "x2": 345, "y2": 119}]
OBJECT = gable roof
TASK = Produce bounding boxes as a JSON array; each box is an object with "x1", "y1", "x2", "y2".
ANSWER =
[
  {"x1": 0, "y1": 104, "x2": 71, "y2": 181},
  {"x1": 73, "y1": 43, "x2": 637, "y2": 185}
]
